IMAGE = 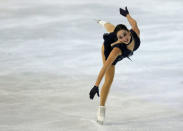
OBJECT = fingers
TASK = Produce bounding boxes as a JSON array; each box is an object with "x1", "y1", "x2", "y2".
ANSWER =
[
  {"x1": 89, "y1": 90, "x2": 94, "y2": 99},
  {"x1": 97, "y1": 90, "x2": 100, "y2": 97},
  {"x1": 120, "y1": 6, "x2": 127, "y2": 11},
  {"x1": 120, "y1": 8, "x2": 124, "y2": 11},
  {"x1": 89, "y1": 86, "x2": 100, "y2": 100},
  {"x1": 119, "y1": 6, "x2": 129, "y2": 17},
  {"x1": 119, "y1": 6, "x2": 128, "y2": 12},
  {"x1": 89, "y1": 94, "x2": 94, "y2": 99},
  {"x1": 89, "y1": 92, "x2": 94, "y2": 99},
  {"x1": 125, "y1": 6, "x2": 129, "y2": 13},
  {"x1": 89, "y1": 92, "x2": 97, "y2": 99}
]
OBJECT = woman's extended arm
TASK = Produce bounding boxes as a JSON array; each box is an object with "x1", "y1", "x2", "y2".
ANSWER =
[
  {"x1": 94, "y1": 47, "x2": 121, "y2": 87},
  {"x1": 89, "y1": 47, "x2": 121, "y2": 100},
  {"x1": 126, "y1": 14, "x2": 140, "y2": 37},
  {"x1": 119, "y1": 6, "x2": 140, "y2": 37}
]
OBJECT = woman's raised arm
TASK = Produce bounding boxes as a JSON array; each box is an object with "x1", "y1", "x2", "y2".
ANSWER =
[
  {"x1": 119, "y1": 6, "x2": 140, "y2": 37},
  {"x1": 126, "y1": 14, "x2": 140, "y2": 37}
]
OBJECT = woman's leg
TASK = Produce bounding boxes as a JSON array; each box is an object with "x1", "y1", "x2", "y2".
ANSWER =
[
  {"x1": 104, "y1": 23, "x2": 116, "y2": 33},
  {"x1": 100, "y1": 65, "x2": 115, "y2": 106},
  {"x1": 100, "y1": 44, "x2": 115, "y2": 106},
  {"x1": 98, "y1": 20, "x2": 116, "y2": 33}
]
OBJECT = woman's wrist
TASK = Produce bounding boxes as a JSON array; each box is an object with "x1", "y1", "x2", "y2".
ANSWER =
[
  {"x1": 126, "y1": 14, "x2": 130, "y2": 18},
  {"x1": 94, "y1": 84, "x2": 99, "y2": 87}
]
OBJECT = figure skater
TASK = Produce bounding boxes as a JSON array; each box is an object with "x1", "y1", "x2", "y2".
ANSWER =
[{"x1": 89, "y1": 6, "x2": 141, "y2": 124}]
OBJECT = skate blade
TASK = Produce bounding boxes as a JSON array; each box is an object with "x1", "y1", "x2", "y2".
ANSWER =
[
  {"x1": 96, "y1": 119, "x2": 104, "y2": 125},
  {"x1": 93, "y1": 19, "x2": 100, "y2": 23}
]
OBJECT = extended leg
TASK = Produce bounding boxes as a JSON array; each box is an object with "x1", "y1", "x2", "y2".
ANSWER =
[
  {"x1": 104, "y1": 23, "x2": 116, "y2": 33},
  {"x1": 100, "y1": 44, "x2": 115, "y2": 106},
  {"x1": 97, "y1": 20, "x2": 116, "y2": 33}
]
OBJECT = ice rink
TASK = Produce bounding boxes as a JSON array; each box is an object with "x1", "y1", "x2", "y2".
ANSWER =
[{"x1": 0, "y1": 0, "x2": 183, "y2": 130}]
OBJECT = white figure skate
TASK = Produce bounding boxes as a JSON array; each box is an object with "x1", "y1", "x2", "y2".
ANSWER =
[
  {"x1": 96, "y1": 106, "x2": 106, "y2": 125},
  {"x1": 94, "y1": 19, "x2": 107, "y2": 27}
]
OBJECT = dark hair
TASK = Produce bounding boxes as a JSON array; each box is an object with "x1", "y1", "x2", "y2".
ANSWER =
[{"x1": 113, "y1": 24, "x2": 129, "y2": 35}]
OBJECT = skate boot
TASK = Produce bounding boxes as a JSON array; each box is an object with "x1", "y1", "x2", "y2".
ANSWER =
[
  {"x1": 96, "y1": 106, "x2": 106, "y2": 125},
  {"x1": 94, "y1": 19, "x2": 107, "y2": 27}
]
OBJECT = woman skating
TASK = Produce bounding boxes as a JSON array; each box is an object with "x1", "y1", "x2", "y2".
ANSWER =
[{"x1": 89, "y1": 6, "x2": 141, "y2": 124}]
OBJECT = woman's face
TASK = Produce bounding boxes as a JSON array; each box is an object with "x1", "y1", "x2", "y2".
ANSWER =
[{"x1": 116, "y1": 30, "x2": 131, "y2": 44}]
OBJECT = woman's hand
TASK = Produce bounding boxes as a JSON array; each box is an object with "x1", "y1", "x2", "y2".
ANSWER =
[
  {"x1": 89, "y1": 85, "x2": 100, "y2": 100},
  {"x1": 111, "y1": 40, "x2": 123, "y2": 46},
  {"x1": 119, "y1": 6, "x2": 129, "y2": 17}
]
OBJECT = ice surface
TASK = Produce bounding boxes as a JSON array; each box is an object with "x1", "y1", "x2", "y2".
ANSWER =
[{"x1": 0, "y1": 0, "x2": 183, "y2": 130}]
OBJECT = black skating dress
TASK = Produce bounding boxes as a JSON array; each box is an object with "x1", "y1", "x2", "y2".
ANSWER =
[{"x1": 103, "y1": 29, "x2": 141, "y2": 65}]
